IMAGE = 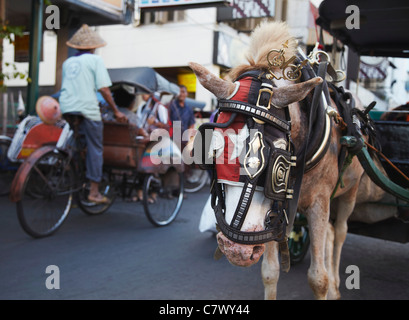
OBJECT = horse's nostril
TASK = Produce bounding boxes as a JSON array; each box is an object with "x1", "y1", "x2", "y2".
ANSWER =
[
  {"x1": 250, "y1": 245, "x2": 264, "y2": 260},
  {"x1": 254, "y1": 245, "x2": 264, "y2": 254}
]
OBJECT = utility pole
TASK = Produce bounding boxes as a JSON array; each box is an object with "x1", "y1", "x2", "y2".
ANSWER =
[{"x1": 26, "y1": 0, "x2": 44, "y2": 115}]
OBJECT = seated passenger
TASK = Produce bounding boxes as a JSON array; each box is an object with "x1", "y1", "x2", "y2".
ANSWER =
[
  {"x1": 136, "y1": 93, "x2": 170, "y2": 132},
  {"x1": 104, "y1": 87, "x2": 148, "y2": 137}
]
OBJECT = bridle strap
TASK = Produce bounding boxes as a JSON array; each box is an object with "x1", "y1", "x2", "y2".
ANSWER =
[
  {"x1": 286, "y1": 61, "x2": 329, "y2": 237},
  {"x1": 218, "y1": 100, "x2": 290, "y2": 131},
  {"x1": 230, "y1": 180, "x2": 258, "y2": 230},
  {"x1": 212, "y1": 181, "x2": 286, "y2": 245}
]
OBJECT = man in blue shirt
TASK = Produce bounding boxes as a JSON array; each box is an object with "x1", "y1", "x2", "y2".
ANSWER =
[
  {"x1": 170, "y1": 85, "x2": 195, "y2": 152},
  {"x1": 60, "y1": 24, "x2": 127, "y2": 204}
]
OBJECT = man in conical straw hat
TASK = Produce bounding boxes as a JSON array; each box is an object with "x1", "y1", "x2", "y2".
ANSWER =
[{"x1": 59, "y1": 24, "x2": 127, "y2": 204}]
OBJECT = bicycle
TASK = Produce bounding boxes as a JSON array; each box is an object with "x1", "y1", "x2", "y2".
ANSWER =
[
  {"x1": 183, "y1": 164, "x2": 209, "y2": 193},
  {"x1": 10, "y1": 113, "x2": 184, "y2": 238}
]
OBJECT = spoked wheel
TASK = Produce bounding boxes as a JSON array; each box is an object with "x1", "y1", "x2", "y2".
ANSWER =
[
  {"x1": 143, "y1": 169, "x2": 184, "y2": 227},
  {"x1": 76, "y1": 174, "x2": 116, "y2": 215},
  {"x1": 184, "y1": 167, "x2": 208, "y2": 193},
  {"x1": 288, "y1": 212, "x2": 310, "y2": 265},
  {"x1": 16, "y1": 149, "x2": 74, "y2": 238},
  {"x1": 0, "y1": 138, "x2": 18, "y2": 196}
]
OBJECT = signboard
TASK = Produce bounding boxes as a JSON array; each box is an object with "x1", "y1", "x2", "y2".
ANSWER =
[
  {"x1": 79, "y1": 0, "x2": 125, "y2": 14},
  {"x1": 213, "y1": 31, "x2": 249, "y2": 68},
  {"x1": 139, "y1": 0, "x2": 231, "y2": 9},
  {"x1": 101, "y1": 0, "x2": 124, "y2": 9},
  {"x1": 177, "y1": 73, "x2": 197, "y2": 92}
]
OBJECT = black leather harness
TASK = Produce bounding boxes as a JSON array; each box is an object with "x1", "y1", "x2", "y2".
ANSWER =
[{"x1": 193, "y1": 58, "x2": 331, "y2": 270}]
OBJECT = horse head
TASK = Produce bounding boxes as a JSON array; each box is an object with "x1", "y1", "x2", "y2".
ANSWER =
[{"x1": 189, "y1": 53, "x2": 322, "y2": 267}]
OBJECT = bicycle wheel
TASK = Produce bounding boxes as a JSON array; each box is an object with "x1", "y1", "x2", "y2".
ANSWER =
[
  {"x1": 76, "y1": 173, "x2": 116, "y2": 215},
  {"x1": 0, "y1": 138, "x2": 17, "y2": 196},
  {"x1": 184, "y1": 167, "x2": 208, "y2": 193},
  {"x1": 16, "y1": 149, "x2": 74, "y2": 238},
  {"x1": 288, "y1": 213, "x2": 310, "y2": 265},
  {"x1": 143, "y1": 169, "x2": 184, "y2": 227}
]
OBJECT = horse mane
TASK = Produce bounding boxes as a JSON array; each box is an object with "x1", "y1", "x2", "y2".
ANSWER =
[{"x1": 228, "y1": 21, "x2": 297, "y2": 81}]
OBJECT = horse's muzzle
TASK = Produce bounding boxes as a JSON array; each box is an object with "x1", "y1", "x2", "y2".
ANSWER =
[{"x1": 217, "y1": 232, "x2": 265, "y2": 267}]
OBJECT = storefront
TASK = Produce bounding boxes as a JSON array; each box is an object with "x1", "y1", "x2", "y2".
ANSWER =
[{"x1": 4, "y1": 0, "x2": 135, "y2": 114}]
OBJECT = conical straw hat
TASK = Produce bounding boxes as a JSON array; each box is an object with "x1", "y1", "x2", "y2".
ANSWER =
[{"x1": 66, "y1": 24, "x2": 106, "y2": 50}]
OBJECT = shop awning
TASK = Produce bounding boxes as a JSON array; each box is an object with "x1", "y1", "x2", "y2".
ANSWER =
[{"x1": 6, "y1": 0, "x2": 133, "y2": 29}]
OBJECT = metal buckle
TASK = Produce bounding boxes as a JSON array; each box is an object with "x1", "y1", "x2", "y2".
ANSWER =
[
  {"x1": 254, "y1": 84, "x2": 273, "y2": 124},
  {"x1": 256, "y1": 86, "x2": 274, "y2": 109}
]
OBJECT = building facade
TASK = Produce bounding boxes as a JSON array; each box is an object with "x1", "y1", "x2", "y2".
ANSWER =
[
  {"x1": 3, "y1": 0, "x2": 316, "y2": 111},
  {"x1": 96, "y1": 0, "x2": 314, "y2": 110}
]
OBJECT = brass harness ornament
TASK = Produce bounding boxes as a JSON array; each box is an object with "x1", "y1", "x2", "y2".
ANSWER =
[
  {"x1": 266, "y1": 40, "x2": 308, "y2": 82},
  {"x1": 266, "y1": 40, "x2": 346, "y2": 83}
]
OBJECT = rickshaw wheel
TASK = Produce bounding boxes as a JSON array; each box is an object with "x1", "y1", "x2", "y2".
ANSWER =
[
  {"x1": 184, "y1": 167, "x2": 208, "y2": 193},
  {"x1": 142, "y1": 169, "x2": 184, "y2": 227},
  {"x1": 76, "y1": 174, "x2": 116, "y2": 215},
  {"x1": 288, "y1": 212, "x2": 310, "y2": 265},
  {"x1": 16, "y1": 150, "x2": 73, "y2": 238}
]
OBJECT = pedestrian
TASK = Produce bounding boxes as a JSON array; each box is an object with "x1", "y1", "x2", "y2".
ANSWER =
[
  {"x1": 59, "y1": 24, "x2": 127, "y2": 204},
  {"x1": 169, "y1": 85, "x2": 195, "y2": 151}
]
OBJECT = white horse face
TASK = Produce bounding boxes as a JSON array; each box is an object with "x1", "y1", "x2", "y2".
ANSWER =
[
  {"x1": 189, "y1": 62, "x2": 322, "y2": 268},
  {"x1": 217, "y1": 184, "x2": 272, "y2": 267}
]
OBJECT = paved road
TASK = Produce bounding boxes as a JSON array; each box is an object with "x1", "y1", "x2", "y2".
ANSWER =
[{"x1": 1, "y1": 188, "x2": 409, "y2": 300}]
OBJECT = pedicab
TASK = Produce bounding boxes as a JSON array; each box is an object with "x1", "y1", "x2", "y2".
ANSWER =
[
  {"x1": 9, "y1": 67, "x2": 184, "y2": 238},
  {"x1": 109, "y1": 67, "x2": 209, "y2": 193},
  {"x1": 2, "y1": 97, "x2": 65, "y2": 196},
  {"x1": 289, "y1": 0, "x2": 409, "y2": 263},
  {"x1": 181, "y1": 97, "x2": 209, "y2": 193}
]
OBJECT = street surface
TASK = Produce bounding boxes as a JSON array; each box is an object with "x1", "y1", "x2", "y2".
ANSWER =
[{"x1": 1, "y1": 188, "x2": 409, "y2": 300}]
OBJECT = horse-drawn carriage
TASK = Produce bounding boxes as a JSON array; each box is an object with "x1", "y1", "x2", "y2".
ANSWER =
[
  {"x1": 288, "y1": 0, "x2": 409, "y2": 261},
  {"x1": 190, "y1": 0, "x2": 409, "y2": 299},
  {"x1": 8, "y1": 67, "x2": 186, "y2": 238}
]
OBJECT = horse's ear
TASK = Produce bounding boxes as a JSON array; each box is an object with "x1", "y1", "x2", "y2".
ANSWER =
[
  {"x1": 189, "y1": 62, "x2": 236, "y2": 99},
  {"x1": 272, "y1": 77, "x2": 323, "y2": 107}
]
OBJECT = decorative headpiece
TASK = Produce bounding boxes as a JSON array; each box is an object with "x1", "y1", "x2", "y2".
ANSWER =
[
  {"x1": 266, "y1": 40, "x2": 307, "y2": 81},
  {"x1": 266, "y1": 40, "x2": 346, "y2": 83}
]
